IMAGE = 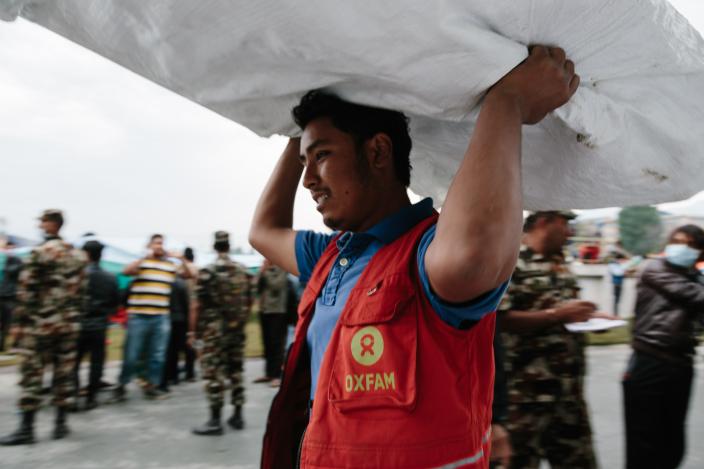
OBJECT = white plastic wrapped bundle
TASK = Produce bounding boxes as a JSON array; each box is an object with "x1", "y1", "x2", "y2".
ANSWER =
[{"x1": 2, "y1": 0, "x2": 704, "y2": 209}]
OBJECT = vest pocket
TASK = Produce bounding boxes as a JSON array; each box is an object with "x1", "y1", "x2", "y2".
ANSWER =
[{"x1": 327, "y1": 286, "x2": 417, "y2": 415}]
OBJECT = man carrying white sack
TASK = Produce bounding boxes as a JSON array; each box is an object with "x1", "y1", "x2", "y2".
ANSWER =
[{"x1": 250, "y1": 45, "x2": 579, "y2": 469}]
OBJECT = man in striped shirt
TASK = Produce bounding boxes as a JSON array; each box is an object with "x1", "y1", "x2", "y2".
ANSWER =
[{"x1": 113, "y1": 234, "x2": 194, "y2": 401}]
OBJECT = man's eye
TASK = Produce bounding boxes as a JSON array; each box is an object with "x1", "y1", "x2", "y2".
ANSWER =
[{"x1": 315, "y1": 151, "x2": 330, "y2": 161}]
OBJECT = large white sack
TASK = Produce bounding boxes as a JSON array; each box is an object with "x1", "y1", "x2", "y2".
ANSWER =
[{"x1": 2, "y1": 0, "x2": 704, "y2": 209}]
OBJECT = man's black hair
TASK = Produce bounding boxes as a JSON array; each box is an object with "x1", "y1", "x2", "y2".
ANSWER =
[
  {"x1": 292, "y1": 90, "x2": 412, "y2": 187},
  {"x1": 670, "y1": 224, "x2": 704, "y2": 250},
  {"x1": 149, "y1": 234, "x2": 163, "y2": 244},
  {"x1": 214, "y1": 241, "x2": 230, "y2": 253},
  {"x1": 183, "y1": 247, "x2": 195, "y2": 262},
  {"x1": 83, "y1": 240, "x2": 104, "y2": 263}
]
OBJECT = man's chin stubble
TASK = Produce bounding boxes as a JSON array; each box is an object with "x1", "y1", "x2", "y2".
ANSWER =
[{"x1": 323, "y1": 216, "x2": 341, "y2": 230}]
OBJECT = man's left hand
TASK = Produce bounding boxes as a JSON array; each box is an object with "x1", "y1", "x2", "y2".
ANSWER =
[{"x1": 490, "y1": 423, "x2": 512, "y2": 468}]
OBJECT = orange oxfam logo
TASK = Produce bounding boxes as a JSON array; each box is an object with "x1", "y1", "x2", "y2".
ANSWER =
[{"x1": 351, "y1": 326, "x2": 384, "y2": 366}]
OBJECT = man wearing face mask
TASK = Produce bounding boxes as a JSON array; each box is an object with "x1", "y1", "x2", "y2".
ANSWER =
[{"x1": 623, "y1": 224, "x2": 704, "y2": 469}]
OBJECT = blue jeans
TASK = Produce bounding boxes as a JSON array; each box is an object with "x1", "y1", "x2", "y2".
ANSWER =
[{"x1": 119, "y1": 314, "x2": 171, "y2": 387}]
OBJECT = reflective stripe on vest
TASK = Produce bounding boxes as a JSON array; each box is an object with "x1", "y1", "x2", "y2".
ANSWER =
[{"x1": 433, "y1": 427, "x2": 492, "y2": 469}]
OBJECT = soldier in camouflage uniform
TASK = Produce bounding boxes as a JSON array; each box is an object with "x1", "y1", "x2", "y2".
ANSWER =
[
  {"x1": 190, "y1": 231, "x2": 252, "y2": 436},
  {"x1": 0, "y1": 210, "x2": 87, "y2": 445},
  {"x1": 498, "y1": 211, "x2": 609, "y2": 468}
]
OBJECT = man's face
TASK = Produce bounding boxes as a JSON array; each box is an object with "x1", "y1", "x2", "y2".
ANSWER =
[
  {"x1": 542, "y1": 216, "x2": 572, "y2": 255},
  {"x1": 39, "y1": 219, "x2": 59, "y2": 236},
  {"x1": 300, "y1": 117, "x2": 375, "y2": 232},
  {"x1": 149, "y1": 237, "x2": 165, "y2": 257}
]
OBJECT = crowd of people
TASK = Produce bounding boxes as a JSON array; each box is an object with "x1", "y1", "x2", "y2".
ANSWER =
[
  {"x1": 1, "y1": 44, "x2": 703, "y2": 469},
  {"x1": 0, "y1": 211, "x2": 295, "y2": 444}
]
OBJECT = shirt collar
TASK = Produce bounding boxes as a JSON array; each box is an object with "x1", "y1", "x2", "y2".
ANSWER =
[
  {"x1": 334, "y1": 198, "x2": 435, "y2": 251},
  {"x1": 366, "y1": 197, "x2": 435, "y2": 244}
]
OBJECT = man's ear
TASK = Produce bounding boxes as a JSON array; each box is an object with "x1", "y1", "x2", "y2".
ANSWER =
[{"x1": 366, "y1": 133, "x2": 393, "y2": 169}]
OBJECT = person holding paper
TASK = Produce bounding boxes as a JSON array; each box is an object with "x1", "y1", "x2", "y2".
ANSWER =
[
  {"x1": 250, "y1": 45, "x2": 580, "y2": 469},
  {"x1": 498, "y1": 210, "x2": 611, "y2": 469}
]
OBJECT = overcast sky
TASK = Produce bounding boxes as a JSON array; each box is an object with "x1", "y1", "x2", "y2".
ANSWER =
[{"x1": 1, "y1": 1, "x2": 703, "y2": 255}]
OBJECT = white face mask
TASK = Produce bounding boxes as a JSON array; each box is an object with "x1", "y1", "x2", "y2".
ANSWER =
[{"x1": 664, "y1": 244, "x2": 701, "y2": 268}]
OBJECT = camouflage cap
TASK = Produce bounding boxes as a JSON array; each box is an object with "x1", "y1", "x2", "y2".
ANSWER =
[
  {"x1": 214, "y1": 231, "x2": 230, "y2": 243},
  {"x1": 526, "y1": 210, "x2": 577, "y2": 221},
  {"x1": 38, "y1": 209, "x2": 64, "y2": 224}
]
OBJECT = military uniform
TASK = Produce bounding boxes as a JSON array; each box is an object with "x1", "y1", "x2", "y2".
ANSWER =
[
  {"x1": 193, "y1": 231, "x2": 252, "y2": 435},
  {"x1": 257, "y1": 265, "x2": 289, "y2": 381},
  {"x1": 1, "y1": 209, "x2": 87, "y2": 445},
  {"x1": 499, "y1": 246, "x2": 597, "y2": 469}
]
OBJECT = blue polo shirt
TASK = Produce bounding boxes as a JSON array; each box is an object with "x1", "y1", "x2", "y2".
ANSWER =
[{"x1": 296, "y1": 197, "x2": 507, "y2": 398}]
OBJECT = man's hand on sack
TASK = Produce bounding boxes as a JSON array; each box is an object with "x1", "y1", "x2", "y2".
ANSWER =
[{"x1": 489, "y1": 45, "x2": 580, "y2": 125}]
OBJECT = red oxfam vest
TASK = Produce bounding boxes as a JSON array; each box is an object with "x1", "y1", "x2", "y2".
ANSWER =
[{"x1": 261, "y1": 214, "x2": 495, "y2": 469}]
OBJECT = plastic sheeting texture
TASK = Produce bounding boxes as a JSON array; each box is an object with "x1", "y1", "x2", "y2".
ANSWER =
[{"x1": 3, "y1": 0, "x2": 704, "y2": 209}]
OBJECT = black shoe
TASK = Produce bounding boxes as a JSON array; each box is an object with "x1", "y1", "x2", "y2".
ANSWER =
[
  {"x1": 227, "y1": 405, "x2": 244, "y2": 430},
  {"x1": 99, "y1": 380, "x2": 114, "y2": 389},
  {"x1": 0, "y1": 411, "x2": 36, "y2": 446},
  {"x1": 66, "y1": 402, "x2": 80, "y2": 413},
  {"x1": 84, "y1": 398, "x2": 99, "y2": 411},
  {"x1": 109, "y1": 385, "x2": 127, "y2": 403},
  {"x1": 53, "y1": 407, "x2": 70, "y2": 440},
  {"x1": 192, "y1": 407, "x2": 224, "y2": 436},
  {"x1": 144, "y1": 387, "x2": 170, "y2": 400}
]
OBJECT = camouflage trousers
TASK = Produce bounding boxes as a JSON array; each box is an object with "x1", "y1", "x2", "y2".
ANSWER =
[
  {"x1": 201, "y1": 323, "x2": 245, "y2": 409},
  {"x1": 17, "y1": 333, "x2": 78, "y2": 412},
  {"x1": 506, "y1": 398, "x2": 597, "y2": 469}
]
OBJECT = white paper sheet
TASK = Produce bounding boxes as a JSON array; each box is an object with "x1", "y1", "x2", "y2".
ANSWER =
[{"x1": 565, "y1": 318, "x2": 628, "y2": 333}]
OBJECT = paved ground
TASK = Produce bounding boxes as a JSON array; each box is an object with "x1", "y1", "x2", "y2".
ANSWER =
[{"x1": 0, "y1": 345, "x2": 702, "y2": 468}]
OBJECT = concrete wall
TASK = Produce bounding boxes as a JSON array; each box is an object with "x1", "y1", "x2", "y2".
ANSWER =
[{"x1": 572, "y1": 263, "x2": 637, "y2": 318}]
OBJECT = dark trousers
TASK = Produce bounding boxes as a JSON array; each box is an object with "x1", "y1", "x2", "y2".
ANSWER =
[
  {"x1": 74, "y1": 329, "x2": 107, "y2": 400},
  {"x1": 623, "y1": 351, "x2": 694, "y2": 469},
  {"x1": 162, "y1": 320, "x2": 194, "y2": 386},
  {"x1": 260, "y1": 313, "x2": 288, "y2": 379},
  {"x1": 613, "y1": 284, "x2": 623, "y2": 316},
  {"x1": 0, "y1": 299, "x2": 14, "y2": 351}
]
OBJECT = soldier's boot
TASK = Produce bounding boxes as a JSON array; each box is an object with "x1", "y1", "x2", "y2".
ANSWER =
[
  {"x1": 227, "y1": 405, "x2": 245, "y2": 430},
  {"x1": 109, "y1": 385, "x2": 127, "y2": 403},
  {"x1": 84, "y1": 393, "x2": 98, "y2": 411},
  {"x1": 53, "y1": 406, "x2": 70, "y2": 440},
  {"x1": 0, "y1": 410, "x2": 36, "y2": 446},
  {"x1": 192, "y1": 406, "x2": 224, "y2": 436}
]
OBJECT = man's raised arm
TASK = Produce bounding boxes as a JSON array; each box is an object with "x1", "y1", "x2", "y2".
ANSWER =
[
  {"x1": 249, "y1": 138, "x2": 303, "y2": 276},
  {"x1": 425, "y1": 46, "x2": 579, "y2": 303}
]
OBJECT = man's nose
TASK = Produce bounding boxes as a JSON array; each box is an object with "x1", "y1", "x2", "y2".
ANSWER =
[{"x1": 302, "y1": 161, "x2": 319, "y2": 189}]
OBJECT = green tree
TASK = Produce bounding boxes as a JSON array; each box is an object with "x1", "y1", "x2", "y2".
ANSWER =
[{"x1": 618, "y1": 206, "x2": 663, "y2": 256}]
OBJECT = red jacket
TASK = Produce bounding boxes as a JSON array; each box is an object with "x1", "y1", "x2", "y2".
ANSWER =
[{"x1": 262, "y1": 214, "x2": 495, "y2": 469}]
